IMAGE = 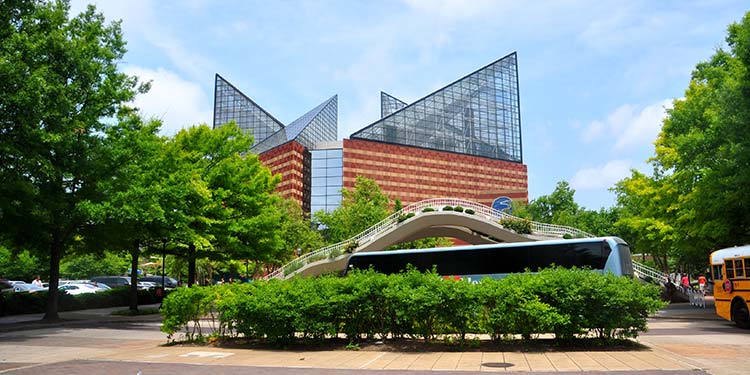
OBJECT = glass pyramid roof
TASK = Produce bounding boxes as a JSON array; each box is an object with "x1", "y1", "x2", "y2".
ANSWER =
[
  {"x1": 213, "y1": 74, "x2": 337, "y2": 154},
  {"x1": 352, "y1": 52, "x2": 522, "y2": 163},
  {"x1": 251, "y1": 95, "x2": 338, "y2": 154},
  {"x1": 213, "y1": 74, "x2": 284, "y2": 147},
  {"x1": 381, "y1": 91, "x2": 408, "y2": 118}
]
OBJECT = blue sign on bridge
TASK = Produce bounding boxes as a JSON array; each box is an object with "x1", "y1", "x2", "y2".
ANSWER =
[{"x1": 492, "y1": 196, "x2": 513, "y2": 214}]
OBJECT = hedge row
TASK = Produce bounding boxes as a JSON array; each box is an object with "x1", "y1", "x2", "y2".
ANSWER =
[
  {"x1": 161, "y1": 267, "x2": 665, "y2": 344},
  {"x1": 0, "y1": 287, "x2": 163, "y2": 316}
]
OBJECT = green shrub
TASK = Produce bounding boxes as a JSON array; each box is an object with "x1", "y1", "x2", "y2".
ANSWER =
[
  {"x1": 563, "y1": 233, "x2": 573, "y2": 239},
  {"x1": 160, "y1": 286, "x2": 215, "y2": 341},
  {"x1": 159, "y1": 268, "x2": 664, "y2": 344},
  {"x1": 421, "y1": 207, "x2": 435, "y2": 212},
  {"x1": 397, "y1": 212, "x2": 416, "y2": 223},
  {"x1": 499, "y1": 218, "x2": 533, "y2": 234},
  {"x1": 464, "y1": 209, "x2": 475, "y2": 215},
  {"x1": 0, "y1": 286, "x2": 163, "y2": 316},
  {"x1": 453, "y1": 206, "x2": 464, "y2": 213},
  {"x1": 442, "y1": 206, "x2": 453, "y2": 211}
]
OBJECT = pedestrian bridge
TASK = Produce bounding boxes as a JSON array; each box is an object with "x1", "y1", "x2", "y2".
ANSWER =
[{"x1": 266, "y1": 198, "x2": 604, "y2": 280}]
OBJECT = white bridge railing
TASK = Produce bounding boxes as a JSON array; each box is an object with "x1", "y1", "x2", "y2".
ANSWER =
[
  {"x1": 632, "y1": 261, "x2": 669, "y2": 284},
  {"x1": 265, "y1": 198, "x2": 598, "y2": 280}
]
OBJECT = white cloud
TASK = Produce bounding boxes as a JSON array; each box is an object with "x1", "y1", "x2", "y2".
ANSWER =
[
  {"x1": 581, "y1": 99, "x2": 673, "y2": 151},
  {"x1": 570, "y1": 160, "x2": 633, "y2": 190},
  {"x1": 124, "y1": 66, "x2": 211, "y2": 135}
]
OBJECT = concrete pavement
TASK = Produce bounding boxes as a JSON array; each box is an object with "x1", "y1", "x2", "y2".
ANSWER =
[{"x1": 0, "y1": 300, "x2": 745, "y2": 374}]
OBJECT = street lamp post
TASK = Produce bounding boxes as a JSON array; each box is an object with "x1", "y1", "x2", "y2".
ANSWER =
[{"x1": 161, "y1": 238, "x2": 167, "y2": 290}]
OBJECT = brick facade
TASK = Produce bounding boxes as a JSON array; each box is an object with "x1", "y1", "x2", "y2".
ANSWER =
[
  {"x1": 258, "y1": 141, "x2": 311, "y2": 212},
  {"x1": 343, "y1": 139, "x2": 527, "y2": 207}
]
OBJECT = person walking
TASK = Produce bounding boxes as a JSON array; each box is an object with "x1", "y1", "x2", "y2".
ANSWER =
[
  {"x1": 31, "y1": 275, "x2": 43, "y2": 287},
  {"x1": 698, "y1": 275, "x2": 707, "y2": 295},
  {"x1": 681, "y1": 274, "x2": 690, "y2": 292}
]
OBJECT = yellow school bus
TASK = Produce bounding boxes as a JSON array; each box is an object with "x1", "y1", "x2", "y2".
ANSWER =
[{"x1": 710, "y1": 245, "x2": 750, "y2": 328}]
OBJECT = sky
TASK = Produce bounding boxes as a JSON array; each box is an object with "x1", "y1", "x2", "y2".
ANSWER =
[{"x1": 70, "y1": 0, "x2": 748, "y2": 210}]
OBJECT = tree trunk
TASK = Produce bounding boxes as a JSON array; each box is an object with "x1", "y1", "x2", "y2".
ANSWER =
[
  {"x1": 129, "y1": 240, "x2": 140, "y2": 311},
  {"x1": 187, "y1": 243, "x2": 196, "y2": 287},
  {"x1": 43, "y1": 236, "x2": 63, "y2": 321}
]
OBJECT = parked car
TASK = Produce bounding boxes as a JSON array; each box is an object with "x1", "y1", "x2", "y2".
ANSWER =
[
  {"x1": 139, "y1": 276, "x2": 178, "y2": 289},
  {"x1": 58, "y1": 283, "x2": 101, "y2": 295},
  {"x1": 0, "y1": 279, "x2": 13, "y2": 293},
  {"x1": 90, "y1": 276, "x2": 131, "y2": 287},
  {"x1": 136, "y1": 281, "x2": 158, "y2": 290},
  {"x1": 12, "y1": 283, "x2": 47, "y2": 293}
]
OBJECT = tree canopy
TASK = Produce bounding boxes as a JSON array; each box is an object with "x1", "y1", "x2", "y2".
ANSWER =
[
  {"x1": 614, "y1": 11, "x2": 750, "y2": 271},
  {"x1": 0, "y1": 0, "x2": 146, "y2": 320}
]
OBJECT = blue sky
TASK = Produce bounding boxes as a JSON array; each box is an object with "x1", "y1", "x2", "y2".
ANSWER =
[{"x1": 71, "y1": 0, "x2": 748, "y2": 210}]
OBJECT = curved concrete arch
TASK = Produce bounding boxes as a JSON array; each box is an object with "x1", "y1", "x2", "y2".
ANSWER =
[
  {"x1": 356, "y1": 211, "x2": 533, "y2": 253},
  {"x1": 297, "y1": 211, "x2": 532, "y2": 277}
]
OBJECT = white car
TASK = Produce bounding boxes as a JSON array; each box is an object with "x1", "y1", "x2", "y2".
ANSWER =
[
  {"x1": 58, "y1": 283, "x2": 101, "y2": 295},
  {"x1": 136, "y1": 281, "x2": 158, "y2": 290}
]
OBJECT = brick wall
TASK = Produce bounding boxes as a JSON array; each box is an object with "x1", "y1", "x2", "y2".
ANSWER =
[
  {"x1": 258, "y1": 141, "x2": 311, "y2": 212},
  {"x1": 343, "y1": 139, "x2": 527, "y2": 207}
]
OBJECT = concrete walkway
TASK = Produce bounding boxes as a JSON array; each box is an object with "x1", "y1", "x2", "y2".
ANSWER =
[{"x1": 0, "y1": 301, "x2": 743, "y2": 374}]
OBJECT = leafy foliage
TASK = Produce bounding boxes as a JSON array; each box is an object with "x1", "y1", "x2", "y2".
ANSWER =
[
  {"x1": 314, "y1": 176, "x2": 390, "y2": 244},
  {"x1": 499, "y1": 218, "x2": 533, "y2": 234},
  {"x1": 0, "y1": 247, "x2": 43, "y2": 281},
  {"x1": 614, "y1": 12, "x2": 750, "y2": 271},
  {"x1": 0, "y1": 1, "x2": 147, "y2": 319},
  {"x1": 160, "y1": 268, "x2": 664, "y2": 344}
]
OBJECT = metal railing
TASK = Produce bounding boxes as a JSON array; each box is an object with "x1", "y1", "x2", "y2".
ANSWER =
[
  {"x1": 632, "y1": 261, "x2": 669, "y2": 284},
  {"x1": 265, "y1": 198, "x2": 598, "y2": 280}
]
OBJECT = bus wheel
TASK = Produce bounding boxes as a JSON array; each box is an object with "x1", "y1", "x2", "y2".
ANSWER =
[{"x1": 732, "y1": 300, "x2": 750, "y2": 329}]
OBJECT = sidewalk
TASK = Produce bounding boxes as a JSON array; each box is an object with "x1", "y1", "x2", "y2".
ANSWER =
[
  {"x1": 0, "y1": 302, "x2": 737, "y2": 374},
  {"x1": 0, "y1": 303, "x2": 163, "y2": 332}
]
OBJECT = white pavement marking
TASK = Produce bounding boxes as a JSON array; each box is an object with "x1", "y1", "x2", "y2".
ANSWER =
[
  {"x1": 358, "y1": 352, "x2": 386, "y2": 368},
  {"x1": 179, "y1": 351, "x2": 234, "y2": 359}
]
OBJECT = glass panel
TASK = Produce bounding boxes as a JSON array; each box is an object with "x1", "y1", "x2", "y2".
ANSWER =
[
  {"x1": 326, "y1": 166, "x2": 343, "y2": 177},
  {"x1": 726, "y1": 260, "x2": 735, "y2": 279},
  {"x1": 735, "y1": 259, "x2": 745, "y2": 278},
  {"x1": 326, "y1": 157, "x2": 343, "y2": 168}
]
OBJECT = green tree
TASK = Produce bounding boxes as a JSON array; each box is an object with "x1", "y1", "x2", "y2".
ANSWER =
[
  {"x1": 527, "y1": 181, "x2": 580, "y2": 225},
  {"x1": 59, "y1": 251, "x2": 129, "y2": 280},
  {"x1": 615, "y1": 12, "x2": 750, "y2": 271},
  {"x1": 613, "y1": 170, "x2": 678, "y2": 271},
  {"x1": 82, "y1": 112, "x2": 168, "y2": 310},
  {"x1": 166, "y1": 124, "x2": 280, "y2": 285},
  {"x1": 0, "y1": 1, "x2": 146, "y2": 320},
  {"x1": 314, "y1": 176, "x2": 390, "y2": 243},
  {"x1": 0, "y1": 247, "x2": 44, "y2": 281},
  {"x1": 274, "y1": 198, "x2": 324, "y2": 262}
]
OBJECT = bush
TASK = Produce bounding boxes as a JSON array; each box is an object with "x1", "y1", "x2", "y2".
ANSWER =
[
  {"x1": 563, "y1": 233, "x2": 573, "y2": 239},
  {"x1": 422, "y1": 207, "x2": 435, "y2": 212},
  {"x1": 442, "y1": 206, "x2": 453, "y2": 211},
  {"x1": 0, "y1": 287, "x2": 163, "y2": 316},
  {"x1": 397, "y1": 212, "x2": 416, "y2": 223},
  {"x1": 464, "y1": 209, "x2": 475, "y2": 215},
  {"x1": 499, "y1": 218, "x2": 533, "y2": 234},
  {"x1": 453, "y1": 206, "x2": 464, "y2": 213},
  {"x1": 159, "y1": 268, "x2": 665, "y2": 344}
]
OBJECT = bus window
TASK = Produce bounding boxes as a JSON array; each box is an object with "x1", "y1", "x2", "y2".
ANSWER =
[
  {"x1": 745, "y1": 258, "x2": 750, "y2": 278},
  {"x1": 726, "y1": 260, "x2": 735, "y2": 279},
  {"x1": 736, "y1": 259, "x2": 745, "y2": 278},
  {"x1": 712, "y1": 264, "x2": 723, "y2": 281}
]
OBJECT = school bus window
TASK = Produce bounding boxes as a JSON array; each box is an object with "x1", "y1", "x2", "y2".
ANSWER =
[
  {"x1": 745, "y1": 258, "x2": 750, "y2": 277},
  {"x1": 735, "y1": 259, "x2": 745, "y2": 278},
  {"x1": 712, "y1": 265, "x2": 723, "y2": 280},
  {"x1": 726, "y1": 260, "x2": 735, "y2": 278}
]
